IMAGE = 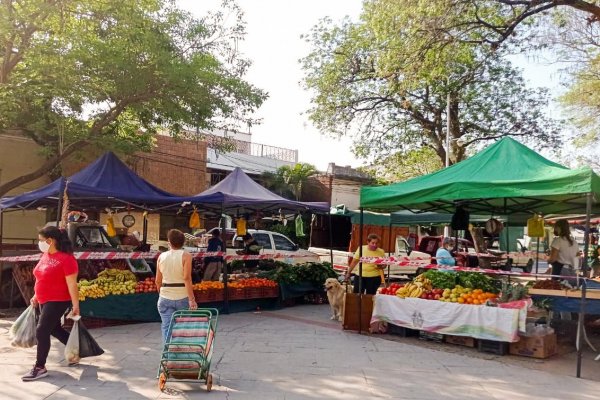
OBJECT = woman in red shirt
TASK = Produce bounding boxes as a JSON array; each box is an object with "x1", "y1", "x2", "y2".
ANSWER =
[{"x1": 22, "y1": 226, "x2": 80, "y2": 382}]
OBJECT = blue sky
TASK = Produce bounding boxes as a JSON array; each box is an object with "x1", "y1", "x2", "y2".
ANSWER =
[{"x1": 177, "y1": 0, "x2": 566, "y2": 171}]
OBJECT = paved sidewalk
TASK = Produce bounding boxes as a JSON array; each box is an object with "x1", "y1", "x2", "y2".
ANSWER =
[{"x1": 1, "y1": 305, "x2": 600, "y2": 399}]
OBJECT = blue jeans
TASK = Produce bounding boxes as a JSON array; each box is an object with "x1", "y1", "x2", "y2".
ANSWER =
[{"x1": 157, "y1": 296, "x2": 188, "y2": 344}]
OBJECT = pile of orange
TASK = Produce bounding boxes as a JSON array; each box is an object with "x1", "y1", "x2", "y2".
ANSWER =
[
  {"x1": 457, "y1": 289, "x2": 497, "y2": 305},
  {"x1": 192, "y1": 278, "x2": 277, "y2": 291},
  {"x1": 229, "y1": 278, "x2": 277, "y2": 288},
  {"x1": 193, "y1": 281, "x2": 224, "y2": 291}
]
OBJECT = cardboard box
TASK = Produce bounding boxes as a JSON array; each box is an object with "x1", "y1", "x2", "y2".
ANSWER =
[
  {"x1": 509, "y1": 333, "x2": 557, "y2": 359},
  {"x1": 445, "y1": 334, "x2": 476, "y2": 348}
]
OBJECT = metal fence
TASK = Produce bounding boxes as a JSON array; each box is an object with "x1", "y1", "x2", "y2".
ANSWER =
[{"x1": 206, "y1": 134, "x2": 298, "y2": 163}]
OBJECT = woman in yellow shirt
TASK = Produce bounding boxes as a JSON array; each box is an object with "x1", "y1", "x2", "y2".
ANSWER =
[{"x1": 344, "y1": 233, "x2": 385, "y2": 294}]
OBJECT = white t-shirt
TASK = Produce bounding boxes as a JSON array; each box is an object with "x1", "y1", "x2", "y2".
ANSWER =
[{"x1": 551, "y1": 237, "x2": 579, "y2": 268}]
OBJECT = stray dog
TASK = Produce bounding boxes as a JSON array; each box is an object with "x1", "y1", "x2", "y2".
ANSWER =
[{"x1": 324, "y1": 278, "x2": 346, "y2": 321}]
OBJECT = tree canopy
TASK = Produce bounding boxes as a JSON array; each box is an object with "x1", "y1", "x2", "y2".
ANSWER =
[
  {"x1": 424, "y1": 1, "x2": 600, "y2": 152},
  {"x1": 301, "y1": 0, "x2": 561, "y2": 166},
  {"x1": 0, "y1": 0, "x2": 266, "y2": 196},
  {"x1": 261, "y1": 163, "x2": 317, "y2": 201}
]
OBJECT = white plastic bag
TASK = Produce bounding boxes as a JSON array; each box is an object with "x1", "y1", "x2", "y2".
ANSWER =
[
  {"x1": 64, "y1": 315, "x2": 81, "y2": 364},
  {"x1": 10, "y1": 305, "x2": 37, "y2": 348}
]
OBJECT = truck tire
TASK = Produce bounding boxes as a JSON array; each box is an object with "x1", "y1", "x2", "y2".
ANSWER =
[
  {"x1": 523, "y1": 259, "x2": 533, "y2": 273},
  {"x1": 502, "y1": 258, "x2": 513, "y2": 272}
]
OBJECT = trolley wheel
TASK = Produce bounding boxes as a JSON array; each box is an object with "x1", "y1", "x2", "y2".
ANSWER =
[
  {"x1": 158, "y1": 372, "x2": 167, "y2": 392},
  {"x1": 206, "y1": 373, "x2": 213, "y2": 392}
]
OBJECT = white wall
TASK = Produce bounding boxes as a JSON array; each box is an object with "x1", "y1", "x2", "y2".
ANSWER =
[{"x1": 331, "y1": 183, "x2": 361, "y2": 210}]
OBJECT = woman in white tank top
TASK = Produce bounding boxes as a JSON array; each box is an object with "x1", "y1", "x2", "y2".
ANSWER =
[{"x1": 155, "y1": 229, "x2": 197, "y2": 343}]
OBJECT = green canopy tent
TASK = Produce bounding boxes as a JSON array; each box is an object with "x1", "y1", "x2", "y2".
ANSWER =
[
  {"x1": 361, "y1": 137, "x2": 600, "y2": 216},
  {"x1": 389, "y1": 211, "x2": 508, "y2": 225},
  {"x1": 358, "y1": 138, "x2": 600, "y2": 377}
]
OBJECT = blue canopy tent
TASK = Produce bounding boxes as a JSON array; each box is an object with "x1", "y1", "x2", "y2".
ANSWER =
[
  {"x1": 187, "y1": 167, "x2": 330, "y2": 313},
  {"x1": 0, "y1": 152, "x2": 189, "y2": 211},
  {"x1": 188, "y1": 167, "x2": 329, "y2": 213}
]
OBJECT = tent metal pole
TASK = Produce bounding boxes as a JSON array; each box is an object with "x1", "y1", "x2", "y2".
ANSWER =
[
  {"x1": 221, "y1": 206, "x2": 229, "y2": 314},
  {"x1": 328, "y1": 213, "x2": 334, "y2": 267},
  {"x1": 577, "y1": 279, "x2": 587, "y2": 378},
  {"x1": 504, "y1": 199, "x2": 510, "y2": 269},
  {"x1": 142, "y1": 213, "x2": 148, "y2": 246},
  {"x1": 535, "y1": 237, "x2": 540, "y2": 275},
  {"x1": 576, "y1": 193, "x2": 592, "y2": 378},
  {"x1": 387, "y1": 221, "x2": 392, "y2": 285},
  {"x1": 582, "y1": 193, "x2": 592, "y2": 279},
  {"x1": 56, "y1": 181, "x2": 64, "y2": 224},
  {"x1": 0, "y1": 210, "x2": 4, "y2": 307},
  {"x1": 358, "y1": 207, "x2": 364, "y2": 334}
]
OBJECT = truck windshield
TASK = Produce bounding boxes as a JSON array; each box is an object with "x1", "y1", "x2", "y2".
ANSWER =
[{"x1": 77, "y1": 227, "x2": 112, "y2": 247}]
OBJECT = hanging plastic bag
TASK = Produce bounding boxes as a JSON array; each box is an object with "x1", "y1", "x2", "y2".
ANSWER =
[
  {"x1": 527, "y1": 215, "x2": 544, "y2": 238},
  {"x1": 189, "y1": 209, "x2": 201, "y2": 229},
  {"x1": 9, "y1": 305, "x2": 38, "y2": 348},
  {"x1": 236, "y1": 217, "x2": 247, "y2": 236},
  {"x1": 106, "y1": 215, "x2": 116, "y2": 237},
  {"x1": 295, "y1": 215, "x2": 305, "y2": 237},
  {"x1": 65, "y1": 316, "x2": 81, "y2": 364},
  {"x1": 78, "y1": 321, "x2": 104, "y2": 358}
]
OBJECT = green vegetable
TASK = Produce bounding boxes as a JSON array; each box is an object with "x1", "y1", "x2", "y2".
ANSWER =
[
  {"x1": 456, "y1": 272, "x2": 499, "y2": 294},
  {"x1": 258, "y1": 262, "x2": 337, "y2": 286},
  {"x1": 499, "y1": 280, "x2": 528, "y2": 302},
  {"x1": 423, "y1": 270, "x2": 457, "y2": 289}
]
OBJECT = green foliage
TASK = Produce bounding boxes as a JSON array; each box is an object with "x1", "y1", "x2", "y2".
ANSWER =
[
  {"x1": 301, "y1": 0, "x2": 562, "y2": 166},
  {"x1": 0, "y1": 0, "x2": 266, "y2": 196},
  {"x1": 457, "y1": 272, "x2": 499, "y2": 294},
  {"x1": 258, "y1": 262, "x2": 337, "y2": 286},
  {"x1": 361, "y1": 147, "x2": 443, "y2": 183},
  {"x1": 561, "y1": 54, "x2": 600, "y2": 147},
  {"x1": 499, "y1": 280, "x2": 528, "y2": 302},
  {"x1": 423, "y1": 270, "x2": 457, "y2": 290},
  {"x1": 261, "y1": 163, "x2": 317, "y2": 201}
]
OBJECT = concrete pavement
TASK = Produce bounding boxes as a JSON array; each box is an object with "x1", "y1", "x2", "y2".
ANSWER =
[{"x1": 1, "y1": 304, "x2": 600, "y2": 399}]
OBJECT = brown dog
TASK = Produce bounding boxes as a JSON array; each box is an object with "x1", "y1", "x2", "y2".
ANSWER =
[{"x1": 324, "y1": 278, "x2": 346, "y2": 321}]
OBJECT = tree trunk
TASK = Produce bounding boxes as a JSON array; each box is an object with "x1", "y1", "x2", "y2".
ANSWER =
[{"x1": 448, "y1": 92, "x2": 464, "y2": 163}]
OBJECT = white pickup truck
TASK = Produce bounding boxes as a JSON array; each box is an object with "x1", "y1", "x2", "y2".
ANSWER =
[
  {"x1": 309, "y1": 236, "x2": 431, "y2": 278},
  {"x1": 186, "y1": 229, "x2": 320, "y2": 265}
]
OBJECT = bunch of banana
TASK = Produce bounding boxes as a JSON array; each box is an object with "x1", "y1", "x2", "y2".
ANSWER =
[
  {"x1": 97, "y1": 268, "x2": 136, "y2": 282},
  {"x1": 413, "y1": 274, "x2": 433, "y2": 291},
  {"x1": 395, "y1": 274, "x2": 434, "y2": 298},
  {"x1": 395, "y1": 283, "x2": 424, "y2": 298}
]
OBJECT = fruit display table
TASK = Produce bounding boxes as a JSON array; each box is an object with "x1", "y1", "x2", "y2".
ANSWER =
[
  {"x1": 371, "y1": 294, "x2": 527, "y2": 342},
  {"x1": 529, "y1": 288, "x2": 600, "y2": 315},
  {"x1": 81, "y1": 292, "x2": 161, "y2": 321},
  {"x1": 79, "y1": 292, "x2": 279, "y2": 322}
]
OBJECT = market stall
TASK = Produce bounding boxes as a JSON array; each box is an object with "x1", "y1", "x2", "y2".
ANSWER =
[
  {"x1": 184, "y1": 167, "x2": 330, "y2": 312},
  {"x1": 1, "y1": 156, "x2": 333, "y2": 325},
  {"x1": 359, "y1": 138, "x2": 600, "y2": 376}
]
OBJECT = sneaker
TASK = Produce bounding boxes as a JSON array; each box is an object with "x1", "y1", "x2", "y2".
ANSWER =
[
  {"x1": 68, "y1": 361, "x2": 79, "y2": 367},
  {"x1": 21, "y1": 366, "x2": 48, "y2": 381}
]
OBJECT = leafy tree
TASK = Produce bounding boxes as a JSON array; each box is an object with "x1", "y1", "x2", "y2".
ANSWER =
[
  {"x1": 301, "y1": 0, "x2": 561, "y2": 166},
  {"x1": 435, "y1": 1, "x2": 600, "y2": 49},
  {"x1": 261, "y1": 163, "x2": 318, "y2": 200},
  {"x1": 0, "y1": 0, "x2": 266, "y2": 196},
  {"x1": 260, "y1": 170, "x2": 293, "y2": 198},
  {"x1": 424, "y1": 2, "x2": 600, "y2": 149},
  {"x1": 361, "y1": 147, "x2": 444, "y2": 184},
  {"x1": 279, "y1": 163, "x2": 318, "y2": 201}
]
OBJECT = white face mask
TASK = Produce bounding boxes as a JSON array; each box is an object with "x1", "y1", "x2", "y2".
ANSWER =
[{"x1": 38, "y1": 240, "x2": 51, "y2": 253}]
